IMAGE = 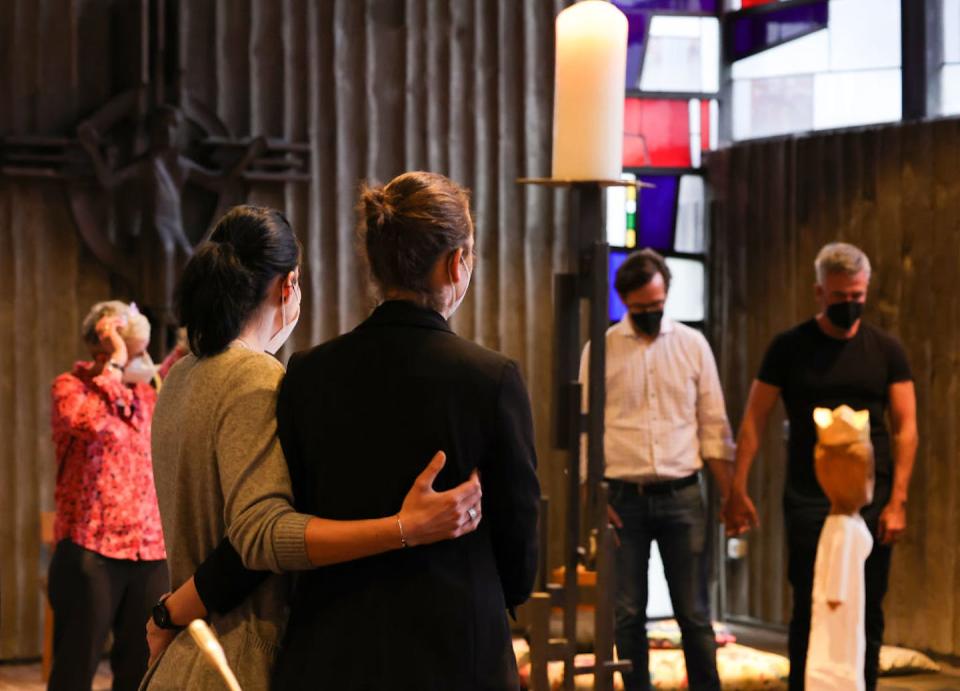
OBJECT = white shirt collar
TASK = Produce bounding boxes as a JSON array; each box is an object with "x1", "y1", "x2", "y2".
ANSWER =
[{"x1": 615, "y1": 313, "x2": 675, "y2": 338}]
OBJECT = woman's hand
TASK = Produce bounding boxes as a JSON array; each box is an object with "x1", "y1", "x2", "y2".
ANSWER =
[
  {"x1": 399, "y1": 451, "x2": 483, "y2": 546},
  {"x1": 146, "y1": 615, "x2": 178, "y2": 667},
  {"x1": 96, "y1": 315, "x2": 129, "y2": 368}
]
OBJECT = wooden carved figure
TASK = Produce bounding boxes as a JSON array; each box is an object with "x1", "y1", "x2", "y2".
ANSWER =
[{"x1": 805, "y1": 405, "x2": 875, "y2": 691}]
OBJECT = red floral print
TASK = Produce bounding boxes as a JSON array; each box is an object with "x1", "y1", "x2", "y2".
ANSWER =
[{"x1": 50, "y1": 361, "x2": 166, "y2": 561}]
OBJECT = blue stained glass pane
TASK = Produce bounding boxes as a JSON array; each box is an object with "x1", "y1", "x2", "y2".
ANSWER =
[
  {"x1": 624, "y1": 12, "x2": 649, "y2": 88},
  {"x1": 638, "y1": 175, "x2": 678, "y2": 250},
  {"x1": 614, "y1": 0, "x2": 718, "y2": 11},
  {"x1": 728, "y1": 1, "x2": 828, "y2": 60},
  {"x1": 609, "y1": 250, "x2": 630, "y2": 322}
]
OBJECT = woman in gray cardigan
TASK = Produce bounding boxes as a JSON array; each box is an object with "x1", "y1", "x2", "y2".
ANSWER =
[{"x1": 142, "y1": 205, "x2": 483, "y2": 690}]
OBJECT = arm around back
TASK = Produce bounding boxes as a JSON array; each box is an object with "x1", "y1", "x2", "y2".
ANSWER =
[{"x1": 483, "y1": 360, "x2": 541, "y2": 609}]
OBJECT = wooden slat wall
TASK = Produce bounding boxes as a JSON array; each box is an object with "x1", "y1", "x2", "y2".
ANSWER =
[
  {"x1": 0, "y1": 0, "x2": 574, "y2": 659},
  {"x1": 707, "y1": 118, "x2": 960, "y2": 656}
]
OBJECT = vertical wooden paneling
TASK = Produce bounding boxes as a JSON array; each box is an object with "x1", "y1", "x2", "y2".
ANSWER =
[
  {"x1": 364, "y1": 0, "x2": 405, "y2": 182},
  {"x1": 471, "y1": 0, "x2": 499, "y2": 350},
  {"x1": 282, "y1": 0, "x2": 312, "y2": 352},
  {"x1": 709, "y1": 118, "x2": 960, "y2": 656},
  {"x1": 216, "y1": 0, "x2": 251, "y2": 135},
  {"x1": 496, "y1": 0, "x2": 525, "y2": 364},
  {"x1": 402, "y1": 0, "x2": 427, "y2": 172},
  {"x1": 332, "y1": 0, "x2": 369, "y2": 332},
  {"x1": 249, "y1": 0, "x2": 283, "y2": 137},
  {"x1": 180, "y1": 0, "x2": 216, "y2": 110},
  {"x1": 306, "y1": 0, "x2": 338, "y2": 343}
]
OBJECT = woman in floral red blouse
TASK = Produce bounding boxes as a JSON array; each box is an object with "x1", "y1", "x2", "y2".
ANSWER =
[{"x1": 48, "y1": 300, "x2": 169, "y2": 691}]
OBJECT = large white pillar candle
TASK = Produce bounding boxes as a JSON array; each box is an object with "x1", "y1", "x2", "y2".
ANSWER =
[{"x1": 552, "y1": 1, "x2": 628, "y2": 180}]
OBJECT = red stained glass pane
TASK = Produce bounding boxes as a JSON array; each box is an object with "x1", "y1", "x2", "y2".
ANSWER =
[
  {"x1": 700, "y1": 100, "x2": 710, "y2": 151},
  {"x1": 623, "y1": 98, "x2": 692, "y2": 168}
]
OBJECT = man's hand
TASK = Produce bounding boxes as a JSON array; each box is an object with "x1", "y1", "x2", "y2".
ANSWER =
[
  {"x1": 723, "y1": 486, "x2": 759, "y2": 536},
  {"x1": 606, "y1": 504, "x2": 623, "y2": 547},
  {"x1": 606, "y1": 504, "x2": 623, "y2": 530},
  {"x1": 146, "y1": 616, "x2": 178, "y2": 667},
  {"x1": 878, "y1": 500, "x2": 907, "y2": 544},
  {"x1": 399, "y1": 451, "x2": 482, "y2": 546}
]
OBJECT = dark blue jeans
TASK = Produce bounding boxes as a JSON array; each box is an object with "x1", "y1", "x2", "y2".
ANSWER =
[{"x1": 610, "y1": 479, "x2": 720, "y2": 691}]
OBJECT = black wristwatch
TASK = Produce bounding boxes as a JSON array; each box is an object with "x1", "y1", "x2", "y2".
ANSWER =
[{"x1": 152, "y1": 594, "x2": 184, "y2": 631}]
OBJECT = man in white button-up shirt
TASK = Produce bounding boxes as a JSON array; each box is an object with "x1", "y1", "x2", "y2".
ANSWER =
[{"x1": 580, "y1": 249, "x2": 734, "y2": 691}]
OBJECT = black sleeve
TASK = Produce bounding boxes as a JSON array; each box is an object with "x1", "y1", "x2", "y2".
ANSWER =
[
  {"x1": 884, "y1": 334, "x2": 913, "y2": 384},
  {"x1": 482, "y1": 360, "x2": 541, "y2": 609},
  {"x1": 756, "y1": 331, "x2": 791, "y2": 388},
  {"x1": 277, "y1": 352, "x2": 313, "y2": 513},
  {"x1": 194, "y1": 538, "x2": 270, "y2": 614}
]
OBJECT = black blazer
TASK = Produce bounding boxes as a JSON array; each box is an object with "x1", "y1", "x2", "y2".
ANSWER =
[{"x1": 271, "y1": 300, "x2": 540, "y2": 691}]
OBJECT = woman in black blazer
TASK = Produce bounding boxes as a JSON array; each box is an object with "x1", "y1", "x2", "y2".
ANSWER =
[{"x1": 271, "y1": 171, "x2": 540, "y2": 691}]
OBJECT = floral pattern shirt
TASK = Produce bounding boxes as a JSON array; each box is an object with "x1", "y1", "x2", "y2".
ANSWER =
[{"x1": 51, "y1": 361, "x2": 166, "y2": 561}]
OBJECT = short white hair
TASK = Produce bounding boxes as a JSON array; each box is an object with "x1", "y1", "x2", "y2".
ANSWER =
[
  {"x1": 814, "y1": 242, "x2": 871, "y2": 286},
  {"x1": 81, "y1": 300, "x2": 151, "y2": 346}
]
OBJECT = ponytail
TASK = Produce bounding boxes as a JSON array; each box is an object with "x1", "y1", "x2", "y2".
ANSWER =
[{"x1": 176, "y1": 205, "x2": 301, "y2": 357}]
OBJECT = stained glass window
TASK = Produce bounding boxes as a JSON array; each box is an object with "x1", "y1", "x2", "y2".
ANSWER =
[
  {"x1": 664, "y1": 257, "x2": 706, "y2": 322},
  {"x1": 615, "y1": 1, "x2": 721, "y2": 92},
  {"x1": 942, "y1": 0, "x2": 960, "y2": 115},
  {"x1": 607, "y1": 174, "x2": 707, "y2": 254},
  {"x1": 639, "y1": 16, "x2": 720, "y2": 93},
  {"x1": 606, "y1": 174, "x2": 639, "y2": 249},
  {"x1": 731, "y1": 0, "x2": 902, "y2": 140},
  {"x1": 637, "y1": 175, "x2": 678, "y2": 250},
  {"x1": 608, "y1": 0, "x2": 712, "y2": 326},
  {"x1": 623, "y1": 98, "x2": 715, "y2": 167},
  {"x1": 727, "y1": 1, "x2": 828, "y2": 60},
  {"x1": 674, "y1": 176, "x2": 706, "y2": 253}
]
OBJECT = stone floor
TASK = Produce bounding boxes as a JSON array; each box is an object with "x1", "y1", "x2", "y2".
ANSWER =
[
  {"x1": 0, "y1": 660, "x2": 110, "y2": 691},
  {"x1": 2, "y1": 631, "x2": 959, "y2": 690},
  {"x1": 729, "y1": 624, "x2": 960, "y2": 691}
]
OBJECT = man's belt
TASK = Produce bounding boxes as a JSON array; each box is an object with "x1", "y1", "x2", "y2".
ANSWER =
[{"x1": 606, "y1": 473, "x2": 699, "y2": 496}]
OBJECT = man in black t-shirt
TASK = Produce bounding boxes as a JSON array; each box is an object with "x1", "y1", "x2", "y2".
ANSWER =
[{"x1": 723, "y1": 243, "x2": 918, "y2": 691}]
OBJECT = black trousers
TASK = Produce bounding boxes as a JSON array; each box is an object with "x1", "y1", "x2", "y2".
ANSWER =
[
  {"x1": 785, "y1": 513, "x2": 892, "y2": 691},
  {"x1": 47, "y1": 539, "x2": 168, "y2": 691}
]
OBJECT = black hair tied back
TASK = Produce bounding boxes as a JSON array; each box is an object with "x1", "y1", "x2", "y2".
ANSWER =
[{"x1": 176, "y1": 205, "x2": 302, "y2": 357}]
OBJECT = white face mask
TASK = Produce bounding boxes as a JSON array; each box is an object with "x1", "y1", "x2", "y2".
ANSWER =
[
  {"x1": 266, "y1": 282, "x2": 301, "y2": 355},
  {"x1": 447, "y1": 252, "x2": 472, "y2": 317},
  {"x1": 123, "y1": 354, "x2": 157, "y2": 385}
]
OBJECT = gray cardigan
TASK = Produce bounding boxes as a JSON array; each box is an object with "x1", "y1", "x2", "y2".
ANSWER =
[{"x1": 142, "y1": 346, "x2": 314, "y2": 690}]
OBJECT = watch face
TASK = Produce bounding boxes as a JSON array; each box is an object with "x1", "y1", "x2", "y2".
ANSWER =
[{"x1": 152, "y1": 600, "x2": 170, "y2": 628}]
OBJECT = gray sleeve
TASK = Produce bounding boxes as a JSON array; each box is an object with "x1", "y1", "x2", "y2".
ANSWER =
[{"x1": 216, "y1": 355, "x2": 314, "y2": 573}]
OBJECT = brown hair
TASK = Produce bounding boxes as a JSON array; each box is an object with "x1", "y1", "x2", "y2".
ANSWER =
[
  {"x1": 359, "y1": 171, "x2": 473, "y2": 310},
  {"x1": 614, "y1": 248, "x2": 672, "y2": 296}
]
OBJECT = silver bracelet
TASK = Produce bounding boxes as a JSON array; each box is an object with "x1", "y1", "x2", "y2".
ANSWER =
[{"x1": 396, "y1": 514, "x2": 408, "y2": 548}]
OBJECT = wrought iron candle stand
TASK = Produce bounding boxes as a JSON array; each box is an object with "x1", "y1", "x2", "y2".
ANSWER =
[{"x1": 518, "y1": 177, "x2": 651, "y2": 691}]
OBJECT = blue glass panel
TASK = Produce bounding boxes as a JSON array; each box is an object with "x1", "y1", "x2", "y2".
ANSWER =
[
  {"x1": 609, "y1": 249, "x2": 630, "y2": 322},
  {"x1": 638, "y1": 175, "x2": 678, "y2": 250},
  {"x1": 728, "y1": 1, "x2": 828, "y2": 60},
  {"x1": 614, "y1": 0, "x2": 718, "y2": 11},
  {"x1": 623, "y1": 11, "x2": 649, "y2": 88}
]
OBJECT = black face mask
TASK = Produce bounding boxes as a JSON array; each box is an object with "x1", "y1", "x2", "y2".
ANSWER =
[
  {"x1": 630, "y1": 311, "x2": 663, "y2": 337},
  {"x1": 826, "y1": 301, "x2": 864, "y2": 330}
]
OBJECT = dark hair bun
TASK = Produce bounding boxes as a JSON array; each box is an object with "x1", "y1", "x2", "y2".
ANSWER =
[
  {"x1": 361, "y1": 186, "x2": 393, "y2": 229},
  {"x1": 176, "y1": 205, "x2": 302, "y2": 357}
]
